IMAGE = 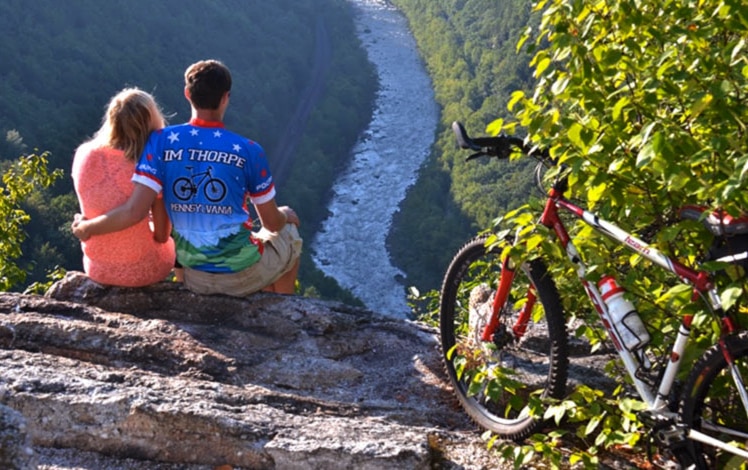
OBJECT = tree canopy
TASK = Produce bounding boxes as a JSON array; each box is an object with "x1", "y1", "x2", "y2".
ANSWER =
[
  {"x1": 512, "y1": 0, "x2": 748, "y2": 220},
  {"x1": 0, "y1": 0, "x2": 377, "y2": 298},
  {"x1": 502, "y1": 0, "x2": 748, "y2": 312}
]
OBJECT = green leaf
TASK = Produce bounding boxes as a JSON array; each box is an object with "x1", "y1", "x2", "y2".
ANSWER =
[
  {"x1": 587, "y1": 182, "x2": 607, "y2": 203},
  {"x1": 611, "y1": 96, "x2": 630, "y2": 121},
  {"x1": 636, "y1": 144, "x2": 655, "y2": 169},
  {"x1": 568, "y1": 123, "x2": 585, "y2": 150},
  {"x1": 585, "y1": 413, "x2": 604, "y2": 436},
  {"x1": 508, "y1": 90, "x2": 525, "y2": 111},
  {"x1": 720, "y1": 286, "x2": 743, "y2": 311},
  {"x1": 690, "y1": 93, "x2": 713, "y2": 118},
  {"x1": 731, "y1": 38, "x2": 746, "y2": 65},
  {"x1": 535, "y1": 57, "x2": 552, "y2": 77},
  {"x1": 487, "y1": 118, "x2": 505, "y2": 136},
  {"x1": 551, "y1": 75, "x2": 570, "y2": 95}
]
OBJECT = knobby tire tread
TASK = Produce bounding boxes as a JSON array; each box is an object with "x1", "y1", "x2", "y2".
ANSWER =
[
  {"x1": 439, "y1": 235, "x2": 569, "y2": 441},
  {"x1": 680, "y1": 330, "x2": 748, "y2": 469}
]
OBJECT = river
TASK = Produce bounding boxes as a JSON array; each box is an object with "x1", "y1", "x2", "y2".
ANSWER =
[{"x1": 311, "y1": 0, "x2": 439, "y2": 318}]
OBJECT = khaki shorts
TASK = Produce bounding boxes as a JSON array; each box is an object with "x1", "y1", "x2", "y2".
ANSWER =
[{"x1": 184, "y1": 224, "x2": 302, "y2": 297}]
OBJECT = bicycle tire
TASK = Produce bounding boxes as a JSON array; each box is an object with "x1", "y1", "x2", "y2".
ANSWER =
[
  {"x1": 679, "y1": 330, "x2": 748, "y2": 469},
  {"x1": 439, "y1": 235, "x2": 568, "y2": 440},
  {"x1": 204, "y1": 178, "x2": 227, "y2": 202},
  {"x1": 173, "y1": 177, "x2": 194, "y2": 201}
]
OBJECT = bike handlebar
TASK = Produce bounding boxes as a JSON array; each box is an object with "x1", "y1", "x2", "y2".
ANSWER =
[
  {"x1": 452, "y1": 121, "x2": 548, "y2": 162},
  {"x1": 453, "y1": 121, "x2": 560, "y2": 195}
]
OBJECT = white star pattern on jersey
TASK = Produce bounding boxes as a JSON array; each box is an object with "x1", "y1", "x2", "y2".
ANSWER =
[{"x1": 168, "y1": 131, "x2": 179, "y2": 143}]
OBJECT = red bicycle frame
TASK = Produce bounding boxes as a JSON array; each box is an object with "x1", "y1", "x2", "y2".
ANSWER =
[{"x1": 482, "y1": 183, "x2": 739, "y2": 408}]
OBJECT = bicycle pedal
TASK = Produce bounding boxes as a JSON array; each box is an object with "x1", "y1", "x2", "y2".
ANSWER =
[
  {"x1": 639, "y1": 410, "x2": 689, "y2": 448},
  {"x1": 653, "y1": 424, "x2": 689, "y2": 448},
  {"x1": 650, "y1": 454, "x2": 692, "y2": 470}
]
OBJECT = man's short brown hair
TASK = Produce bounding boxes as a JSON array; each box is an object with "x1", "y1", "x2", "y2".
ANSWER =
[{"x1": 184, "y1": 60, "x2": 232, "y2": 110}]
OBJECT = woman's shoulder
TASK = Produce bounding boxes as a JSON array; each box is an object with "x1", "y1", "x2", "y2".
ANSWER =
[
  {"x1": 72, "y1": 143, "x2": 130, "y2": 184},
  {"x1": 75, "y1": 142, "x2": 123, "y2": 158}
]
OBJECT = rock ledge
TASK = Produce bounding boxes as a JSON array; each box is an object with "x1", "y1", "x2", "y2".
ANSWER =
[{"x1": 0, "y1": 272, "x2": 500, "y2": 469}]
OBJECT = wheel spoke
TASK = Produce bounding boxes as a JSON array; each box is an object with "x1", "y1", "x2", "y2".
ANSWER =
[{"x1": 439, "y1": 236, "x2": 568, "y2": 439}]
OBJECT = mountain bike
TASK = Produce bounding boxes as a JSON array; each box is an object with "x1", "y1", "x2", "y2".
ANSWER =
[
  {"x1": 173, "y1": 165, "x2": 227, "y2": 202},
  {"x1": 439, "y1": 121, "x2": 748, "y2": 468}
]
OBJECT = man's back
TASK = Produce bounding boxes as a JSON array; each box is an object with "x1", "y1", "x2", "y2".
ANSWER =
[{"x1": 133, "y1": 119, "x2": 276, "y2": 273}]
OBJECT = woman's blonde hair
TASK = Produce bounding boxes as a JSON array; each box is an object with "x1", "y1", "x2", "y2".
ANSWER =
[{"x1": 92, "y1": 88, "x2": 165, "y2": 162}]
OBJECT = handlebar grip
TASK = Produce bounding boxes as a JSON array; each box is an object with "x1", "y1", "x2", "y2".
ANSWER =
[
  {"x1": 452, "y1": 121, "x2": 526, "y2": 159},
  {"x1": 452, "y1": 121, "x2": 480, "y2": 151}
]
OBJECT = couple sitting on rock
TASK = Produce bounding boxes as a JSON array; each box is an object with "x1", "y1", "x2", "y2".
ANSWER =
[{"x1": 71, "y1": 59, "x2": 302, "y2": 296}]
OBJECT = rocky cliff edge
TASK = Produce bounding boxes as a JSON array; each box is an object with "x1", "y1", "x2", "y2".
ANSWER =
[{"x1": 0, "y1": 272, "x2": 501, "y2": 469}]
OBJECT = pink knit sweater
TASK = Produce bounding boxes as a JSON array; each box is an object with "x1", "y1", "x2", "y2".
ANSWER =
[{"x1": 72, "y1": 143, "x2": 175, "y2": 287}]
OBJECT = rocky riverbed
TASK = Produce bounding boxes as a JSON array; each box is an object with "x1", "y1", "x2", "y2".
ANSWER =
[{"x1": 311, "y1": 0, "x2": 439, "y2": 317}]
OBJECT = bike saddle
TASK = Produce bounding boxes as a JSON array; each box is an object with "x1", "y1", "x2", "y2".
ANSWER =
[{"x1": 679, "y1": 205, "x2": 748, "y2": 236}]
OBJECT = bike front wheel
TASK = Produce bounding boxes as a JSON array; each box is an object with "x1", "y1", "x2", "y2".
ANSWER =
[
  {"x1": 204, "y1": 178, "x2": 227, "y2": 202},
  {"x1": 680, "y1": 331, "x2": 748, "y2": 468},
  {"x1": 439, "y1": 235, "x2": 568, "y2": 440}
]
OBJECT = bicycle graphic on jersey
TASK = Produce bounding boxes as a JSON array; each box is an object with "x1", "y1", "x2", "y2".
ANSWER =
[{"x1": 173, "y1": 166, "x2": 227, "y2": 202}]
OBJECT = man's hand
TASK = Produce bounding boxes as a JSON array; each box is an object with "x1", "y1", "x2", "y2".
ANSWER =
[
  {"x1": 71, "y1": 214, "x2": 90, "y2": 241},
  {"x1": 279, "y1": 206, "x2": 300, "y2": 227},
  {"x1": 256, "y1": 200, "x2": 300, "y2": 232}
]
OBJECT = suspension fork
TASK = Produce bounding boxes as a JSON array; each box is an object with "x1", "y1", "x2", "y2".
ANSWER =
[
  {"x1": 480, "y1": 244, "x2": 539, "y2": 342},
  {"x1": 699, "y1": 288, "x2": 748, "y2": 419},
  {"x1": 722, "y1": 337, "x2": 748, "y2": 420},
  {"x1": 481, "y1": 256, "x2": 515, "y2": 342},
  {"x1": 716, "y1": 307, "x2": 748, "y2": 419},
  {"x1": 478, "y1": 189, "x2": 568, "y2": 344}
]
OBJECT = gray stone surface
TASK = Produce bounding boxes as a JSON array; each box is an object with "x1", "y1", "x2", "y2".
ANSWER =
[
  {"x1": 0, "y1": 272, "x2": 501, "y2": 469},
  {"x1": 0, "y1": 404, "x2": 36, "y2": 470}
]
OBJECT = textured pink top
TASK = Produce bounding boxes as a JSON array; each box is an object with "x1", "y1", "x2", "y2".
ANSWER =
[{"x1": 72, "y1": 143, "x2": 175, "y2": 287}]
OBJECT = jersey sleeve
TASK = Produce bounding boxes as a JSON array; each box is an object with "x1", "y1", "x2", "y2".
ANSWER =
[
  {"x1": 245, "y1": 141, "x2": 276, "y2": 205},
  {"x1": 132, "y1": 131, "x2": 164, "y2": 193}
]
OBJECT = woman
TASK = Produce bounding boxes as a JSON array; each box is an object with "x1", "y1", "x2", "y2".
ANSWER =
[{"x1": 72, "y1": 88, "x2": 176, "y2": 286}]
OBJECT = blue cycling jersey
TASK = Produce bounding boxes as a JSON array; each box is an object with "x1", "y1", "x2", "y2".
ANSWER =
[{"x1": 133, "y1": 118, "x2": 275, "y2": 273}]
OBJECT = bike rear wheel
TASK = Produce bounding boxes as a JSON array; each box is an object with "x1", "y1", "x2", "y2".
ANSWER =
[
  {"x1": 439, "y1": 235, "x2": 568, "y2": 440},
  {"x1": 173, "y1": 177, "x2": 194, "y2": 201},
  {"x1": 680, "y1": 331, "x2": 748, "y2": 468}
]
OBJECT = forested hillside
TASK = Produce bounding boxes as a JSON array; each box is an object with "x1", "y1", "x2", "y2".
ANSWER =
[
  {"x1": 388, "y1": 0, "x2": 537, "y2": 292},
  {"x1": 0, "y1": 0, "x2": 376, "y2": 298}
]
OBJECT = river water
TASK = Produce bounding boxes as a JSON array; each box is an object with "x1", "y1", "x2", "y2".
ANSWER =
[{"x1": 311, "y1": 0, "x2": 439, "y2": 317}]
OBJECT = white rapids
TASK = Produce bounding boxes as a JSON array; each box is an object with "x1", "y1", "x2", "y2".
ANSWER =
[{"x1": 311, "y1": 0, "x2": 439, "y2": 317}]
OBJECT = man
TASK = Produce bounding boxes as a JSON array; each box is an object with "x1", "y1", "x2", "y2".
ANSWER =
[{"x1": 72, "y1": 59, "x2": 302, "y2": 295}]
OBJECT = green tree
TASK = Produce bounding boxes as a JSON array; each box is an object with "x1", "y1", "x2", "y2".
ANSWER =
[
  {"x1": 388, "y1": 0, "x2": 538, "y2": 292},
  {"x1": 502, "y1": 0, "x2": 748, "y2": 302},
  {"x1": 0, "y1": 153, "x2": 62, "y2": 291},
  {"x1": 485, "y1": 0, "x2": 748, "y2": 465},
  {"x1": 512, "y1": 0, "x2": 748, "y2": 213},
  {"x1": 0, "y1": 0, "x2": 378, "y2": 299}
]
